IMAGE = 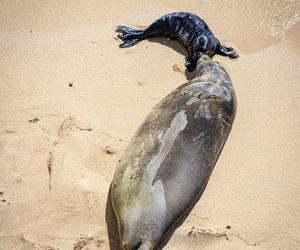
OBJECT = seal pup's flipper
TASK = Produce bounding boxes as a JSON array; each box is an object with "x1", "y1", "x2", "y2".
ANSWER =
[
  {"x1": 215, "y1": 44, "x2": 239, "y2": 59},
  {"x1": 119, "y1": 38, "x2": 140, "y2": 48},
  {"x1": 185, "y1": 52, "x2": 203, "y2": 72},
  {"x1": 116, "y1": 25, "x2": 143, "y2": 34},
  {"x1": 116, "y1": 25, "x2": 144, "y2": 48},
  {"x1": 185, "y1": 59, "x2": 198, "y2": 72}
]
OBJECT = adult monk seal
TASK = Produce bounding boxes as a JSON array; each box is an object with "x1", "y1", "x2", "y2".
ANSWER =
[
  {"x1": 116, "y1": 12, "x2": 239, "y2": 72},
  {"x1": 109, "y1": 55, "x2": 237, "y2": 250}
]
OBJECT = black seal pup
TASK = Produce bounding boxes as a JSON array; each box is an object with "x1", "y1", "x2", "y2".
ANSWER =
[
  {"x1": 109, "y1": 55, "x2": 237, "y2": 250},
  {"x1": 116, "y1": 12, "x2": 239, "y2": 72}
]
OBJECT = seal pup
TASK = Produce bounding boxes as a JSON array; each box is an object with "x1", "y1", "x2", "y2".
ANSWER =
[
  {"x1": 116, "y1": 12, "x2": 239, "y2": 72},
  {"x1": 109, "y1": 55, "x2": 237, "y2": 250}
]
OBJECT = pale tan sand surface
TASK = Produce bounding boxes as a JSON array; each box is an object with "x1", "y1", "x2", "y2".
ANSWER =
[{"x1": 0, "y1": 1, "x2": 300, "y2": 249}]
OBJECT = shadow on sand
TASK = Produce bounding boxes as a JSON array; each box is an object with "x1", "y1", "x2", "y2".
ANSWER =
[
  {"x1": 105, "y1": 185, "x2": 121, "y2": 250},
  {"x1": 147, "y1": 37, "x2": 197, "y2": 81}
]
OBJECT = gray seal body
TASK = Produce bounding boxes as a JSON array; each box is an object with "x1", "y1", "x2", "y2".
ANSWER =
[{"x1": 110, "y1": 57, "x2": 237, "y2": 250}]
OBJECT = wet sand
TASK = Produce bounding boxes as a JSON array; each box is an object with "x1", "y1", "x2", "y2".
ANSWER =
[{"x1": 0, "y1": 1, "x2": 300, "y2": 249}]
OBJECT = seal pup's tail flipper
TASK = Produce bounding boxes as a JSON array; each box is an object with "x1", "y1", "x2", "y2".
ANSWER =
[
  {"x1": 116, "y1": 25, "x2": 143, "y2": 34},
  {"x1": 116, "y1": 25, "x2": 144, "y2": 48},
  {"x1": 118, "y1": 38, "x2": 140, "y2": 48}
]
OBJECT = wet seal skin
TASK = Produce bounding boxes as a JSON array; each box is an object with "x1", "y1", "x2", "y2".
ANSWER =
[
  {"x1": 116, "y1": 12, "x2": 239, "y2": 72},
  {"x1": 108, "y1": 55, "x2": 237, "y2": 250}
]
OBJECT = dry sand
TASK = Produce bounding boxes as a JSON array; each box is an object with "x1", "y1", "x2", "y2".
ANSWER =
[{"x1": 1, "y1": 0, "x2": 300, "y2": 249}]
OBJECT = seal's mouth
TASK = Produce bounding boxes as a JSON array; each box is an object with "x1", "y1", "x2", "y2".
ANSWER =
[
  {"x1": 197, "y1": 55, "x2": 212, "y2": 65},
  {"x1": 193, "y1": 55, "x2": 213, "y2": 75}
]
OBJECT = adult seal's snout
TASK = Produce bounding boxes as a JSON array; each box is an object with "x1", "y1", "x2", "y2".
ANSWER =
[{"x1": 116, "y1": 12, "x2": 239, "y2": 72}]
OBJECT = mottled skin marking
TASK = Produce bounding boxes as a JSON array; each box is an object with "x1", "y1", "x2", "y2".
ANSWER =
[
  {"x1": 110, "y1": 56, "x2": 236, "y2": 250},
  {"x1": 116, "y1": 12, "x2": 239, "y2": 72}
]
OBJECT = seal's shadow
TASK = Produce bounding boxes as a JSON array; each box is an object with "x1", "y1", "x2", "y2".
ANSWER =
[
  {"x1": 105, "y1": 186, "x2": 121, "y2": 250},
  {"x1": 146, "y1": 38, "x2": 195, "y2": 81}
]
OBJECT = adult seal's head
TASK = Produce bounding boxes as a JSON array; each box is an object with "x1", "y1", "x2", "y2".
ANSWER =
[
  {"x1": 108, "y1": 56, "x2": 236, "y2": 250},
  {"x1": 116, "y1": 12, "x2": 239, "y2": 72}
]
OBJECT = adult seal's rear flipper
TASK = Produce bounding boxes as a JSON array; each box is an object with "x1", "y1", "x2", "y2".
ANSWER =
[{"x1": 109, "y1": 56, "x2": 237, "y2": 249}]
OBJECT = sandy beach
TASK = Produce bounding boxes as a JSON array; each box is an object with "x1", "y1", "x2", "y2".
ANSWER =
[{"x1": 1, "y1": 1, "x2": 300, "y2": 249}]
